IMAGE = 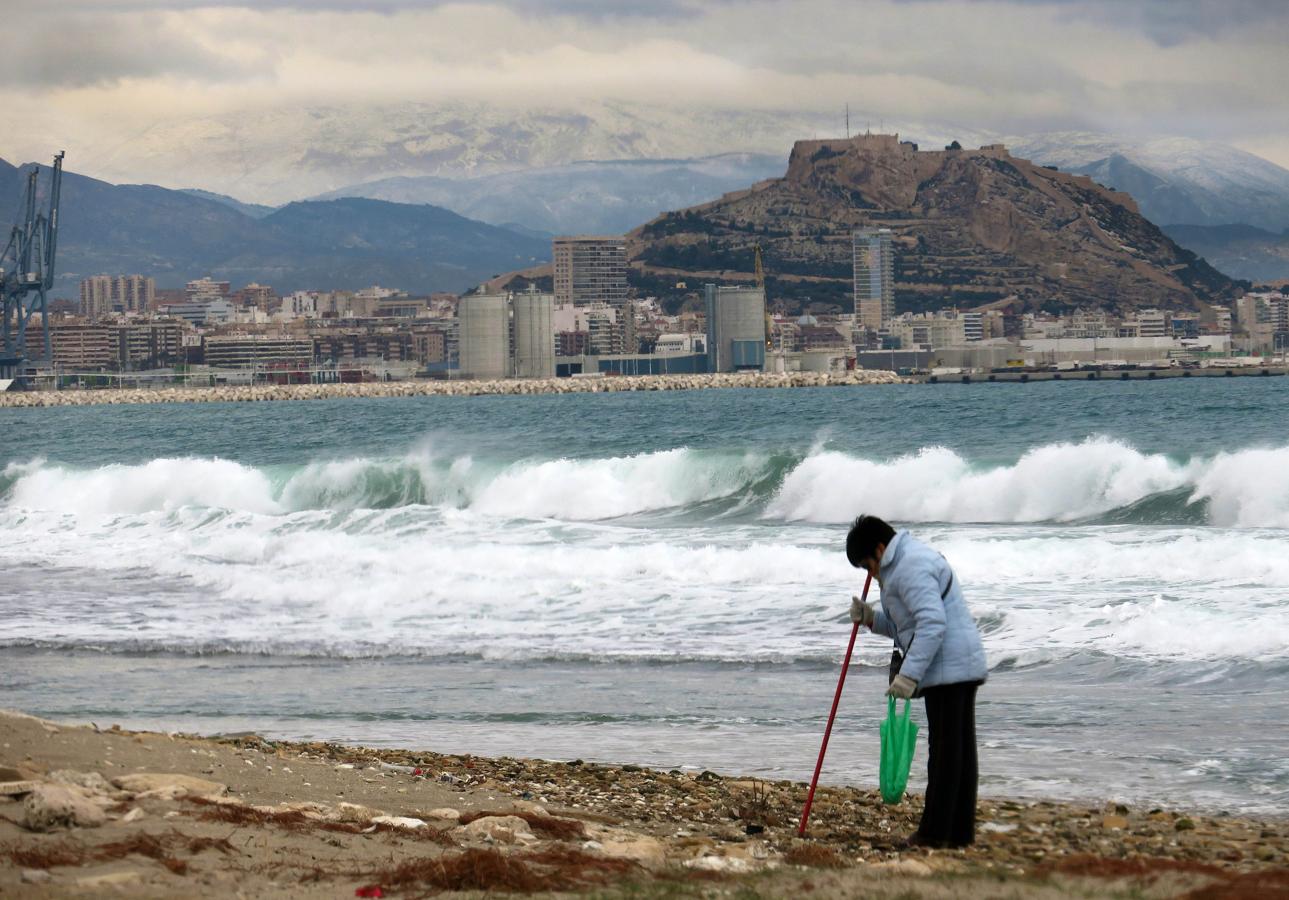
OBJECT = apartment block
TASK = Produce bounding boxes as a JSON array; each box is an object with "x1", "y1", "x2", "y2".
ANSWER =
[
  {"x1": 552, "y1": 236, "x2": 628, "y2": 307},
  {"x1": 204, "y1": 335, "x2": 313, "y2": 369}
]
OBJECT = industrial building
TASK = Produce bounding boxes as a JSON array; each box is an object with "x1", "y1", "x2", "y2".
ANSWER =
[
  {"x1": 704, "y1": 284, "x2": 766, "y2": 373},
  {"x1": 853, "y1": 228, "x2": 895, "y2": 330},
  {"x1": 552, "y1": 236, "x2": 629, "y2": 307},
  {"x1": 512, "y1": 290, "x2": 555, "y2": 378},
  {"x1": 457, "y1": 292, "x2": 512, "y2": 379}
]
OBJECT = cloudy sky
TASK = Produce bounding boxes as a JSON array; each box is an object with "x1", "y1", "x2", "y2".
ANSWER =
[{"x1": 3, "y1": 0, "x2": 1287, "y2": 170}]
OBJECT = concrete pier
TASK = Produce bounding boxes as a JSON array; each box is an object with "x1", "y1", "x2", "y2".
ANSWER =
[
  {"x1": 0, "y1": 369, "x2": 905, "y2": 409},
  {"x1": 922, "y1": 367, "x2": 1289, "y2": 384}
]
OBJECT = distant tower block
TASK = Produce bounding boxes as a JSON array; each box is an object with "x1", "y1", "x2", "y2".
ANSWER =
[
  {"x1": 552, "y1": 236, "x2": 628, "y2": 307},
  {"x1": 458, "y1": 293, "x2": 511, "y2": 379},
  {"x1": 852, "y1": 228, "x2": 895, "y2": 330},
  {"x1": 512, "y1": 290, "x2": 555, "y2": 379}
]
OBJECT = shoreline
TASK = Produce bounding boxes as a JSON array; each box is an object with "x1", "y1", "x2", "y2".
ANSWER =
[
  {"x1": 0, "y1": 370, "x2": 904, "y2": 409},
  {"x1": 2, "y1": 710, "x2": 1286, "y2": 898}
]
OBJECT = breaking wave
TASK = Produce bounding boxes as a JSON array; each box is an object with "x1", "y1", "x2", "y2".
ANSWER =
[
  {"x1": 5, "y1": 438, "x2": 1289, "y2": 527},
  {"x1": 766, "y1": 439, "x2": 1289, "y2": 527}
]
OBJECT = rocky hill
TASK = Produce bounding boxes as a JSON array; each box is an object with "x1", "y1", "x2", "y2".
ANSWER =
[{"x1": 629, "y1": 134, "x2": 1238, "y2": 314}]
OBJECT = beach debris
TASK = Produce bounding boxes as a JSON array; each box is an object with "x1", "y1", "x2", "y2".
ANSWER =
[
  {"x1": 378, "y1": 762, "x2": 416, "y2": 774},
  {"x1": 980, "y1": 821, "x2": 1018, "y2": 834},
  {"x1": 354, "y1": 886, "x2": 384, "y2": 898},
  {"x1": 74, "y1": 870, "x2": 146, "y2": 888},
  {"x1": 49, "y1": 769, "x2": 115, "y2": 794},
  {"x1": 459, "y1": 809, "x2": 585, "y2": 840},
  {"x1": 424, "y1": 807, "x2": 462, "y2": 823},
  {"x1": 121, "y1": 807, "x2": 145, "y2": 823},
  {"x1": 0, "y1": 780, "x2": 40, "y2": 796},
  {"x1": 111, "y1": 773, "x2": 227, "y2": 800},
  {"x1": 371, "y1": 816, "x2": 426, "y2": 830},
  {"x1": 685, "y1": 855, "x2": 753, "y2": 873},
  {"x1": 330, "y1": 802, "x2": 383, "y2": 824},
  {"x1": 20, "y1": 868, "x2": 53, "y2": 884},
  {"x1": 1102, "y1": 814, "x2": 1129, "y2": 830},
  {"x1": 589, "y1": 829, "x2": 666, "y2": 864},
  {"x1": 21, "y1": 783, "x2": 109, "y2": 831},
  {"x1": 458, "y1": 815, "x2": 536, "y2": 845}
]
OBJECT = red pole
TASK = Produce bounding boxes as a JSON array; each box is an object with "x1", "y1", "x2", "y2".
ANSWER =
[{"x1": 798, "y1": 571, "x2": 872, "y2": 837}]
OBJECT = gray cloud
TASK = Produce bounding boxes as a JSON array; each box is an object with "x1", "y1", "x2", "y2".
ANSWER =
[
  {"x1": 0, "y1": 15, "x2": 261, "y2": 88},
  {"x1": 36, "y1": 0, "x2": 709, "y2": 19},
  {"x1": 895, "y1": 0, "x2": 1289, "y2": 45}
]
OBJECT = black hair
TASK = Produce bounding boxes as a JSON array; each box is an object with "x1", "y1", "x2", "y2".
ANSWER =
[{"x1": 846, "y1": 515, "x2": 896, "y2": 568}]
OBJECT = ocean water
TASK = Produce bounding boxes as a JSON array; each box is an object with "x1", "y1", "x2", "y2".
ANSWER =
[{"x1": 1, "y1": 379, "x2": 1287, "y2": 814}]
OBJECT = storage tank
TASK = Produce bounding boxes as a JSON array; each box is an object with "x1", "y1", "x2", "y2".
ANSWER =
[
  {"x1": 458, "y1": 293, "x2": 510, "y2": 379},
  {"x1": 511, "y1": 291, "x2": 555, "y2": 379},
  {"x1": 705, "y1": 285, "x2": 766, "y2": 372}
]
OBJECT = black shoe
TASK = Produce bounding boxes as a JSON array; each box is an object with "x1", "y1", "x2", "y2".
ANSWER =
[{"x1": 898, "y1": 832, "x2": 938, "y2": 849}]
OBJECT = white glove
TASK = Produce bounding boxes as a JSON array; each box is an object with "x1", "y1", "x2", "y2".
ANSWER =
[
  {"x1": 887, "y1": 674, "x2": 917, "y2": 700},
  {"x1": 849, "y1": 596, "x2": 875, "y2": 628}
]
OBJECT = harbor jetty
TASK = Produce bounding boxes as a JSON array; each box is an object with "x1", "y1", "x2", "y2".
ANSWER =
[{"x1": 0, "y1": 369, "x2": 905, "y2": 409}]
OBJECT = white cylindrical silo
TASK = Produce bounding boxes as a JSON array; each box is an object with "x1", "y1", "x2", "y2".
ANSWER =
[
  {"x1": 712, "y1": 286, "x2": 766, "y2": 371},
  {"x1": 458, "y1": 293, "x2": 510, "y2": 379},
  {"x1": 512, "y1": 291, "x2": 555, "y2": 379}
]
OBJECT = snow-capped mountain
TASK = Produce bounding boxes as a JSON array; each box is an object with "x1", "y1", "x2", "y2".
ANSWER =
[
  {"x1": 309, "y1": 153, "x2": 788, "y2": 236},
  {"x1": 84, "y1": 102, "x2": 841, "y2": 206},
  {"x1": 52, "y1": 101, "x2": 1289, "y2": 236},
  {"x1": 1008, "y1": 132, "x2": 1289, "y2": 232}
]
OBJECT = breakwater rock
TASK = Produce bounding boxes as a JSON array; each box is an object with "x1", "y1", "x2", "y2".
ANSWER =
[{"x1": 0, "y1": 370, "x2": 905, "y2": 409}]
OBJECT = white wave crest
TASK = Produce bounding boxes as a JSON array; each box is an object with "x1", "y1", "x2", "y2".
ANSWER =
[
  {"x1": 766, "y1": 439, "x2": 1289, "y2": 526},
  {"x1": 4, "y1": 457, "x2": 281, "y2": 515},
  {"x1": 471, "y1": 449, "x2": 770, "y2": 520},
  {"x1": 2, "y1": 448, "x2": 771, "y2": 522}
]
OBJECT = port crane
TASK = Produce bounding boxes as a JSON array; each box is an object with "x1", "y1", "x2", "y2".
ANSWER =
[{"x1": 1, "y1": 151, "x2": 64, "y2": 382}]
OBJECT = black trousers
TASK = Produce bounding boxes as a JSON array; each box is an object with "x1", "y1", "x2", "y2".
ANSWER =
[{"x1": 917, "y1": 680, "x2": 980, "y2": 847}]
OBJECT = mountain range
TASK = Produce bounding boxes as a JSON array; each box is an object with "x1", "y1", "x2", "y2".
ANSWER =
[
  {"x1": 35, "y1": 101, "x2": 1289, "y2": 281},
  {"x1": 0, "y1": 159, "x2": 548, "y2": 296}
]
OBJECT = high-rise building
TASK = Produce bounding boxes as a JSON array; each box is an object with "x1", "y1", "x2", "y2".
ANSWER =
[
  {"x1": 704, "y1": 284, "x2": 766, "y2": 373},
  {"x1": 852, "y1": 228, "x2": 895, "y2": 330},
  {"x1": 80, "y1": 276, "x2": 113, "y2": 320},
  {"x1": 79, "y1": 274, "x2": 156, "y2": 318},
  {"x1": 114, "y1": 275, "x2": 156, "y2": 313},
  {"x1": 552, "y1": 236, "x2": 628, "y2": 307}
]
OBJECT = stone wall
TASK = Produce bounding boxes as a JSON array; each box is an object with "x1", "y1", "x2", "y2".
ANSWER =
[{"x1": 0, "y1": 370, "x2": 906, "y2": 408}]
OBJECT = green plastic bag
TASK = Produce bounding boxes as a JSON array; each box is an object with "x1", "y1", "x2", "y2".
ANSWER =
[{"x1": 879, "y1": 696, "x2": 919, "y2": 805}]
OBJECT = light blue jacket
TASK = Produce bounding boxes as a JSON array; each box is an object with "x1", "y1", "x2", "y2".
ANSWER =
[{"x1": 870, "y1": 530, "x2": 988, "y2": 689}]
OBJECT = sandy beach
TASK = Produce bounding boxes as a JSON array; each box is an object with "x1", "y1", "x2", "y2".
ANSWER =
[{"x1": 2, "y1": 710, "x2": 1286, "y2": 899}]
